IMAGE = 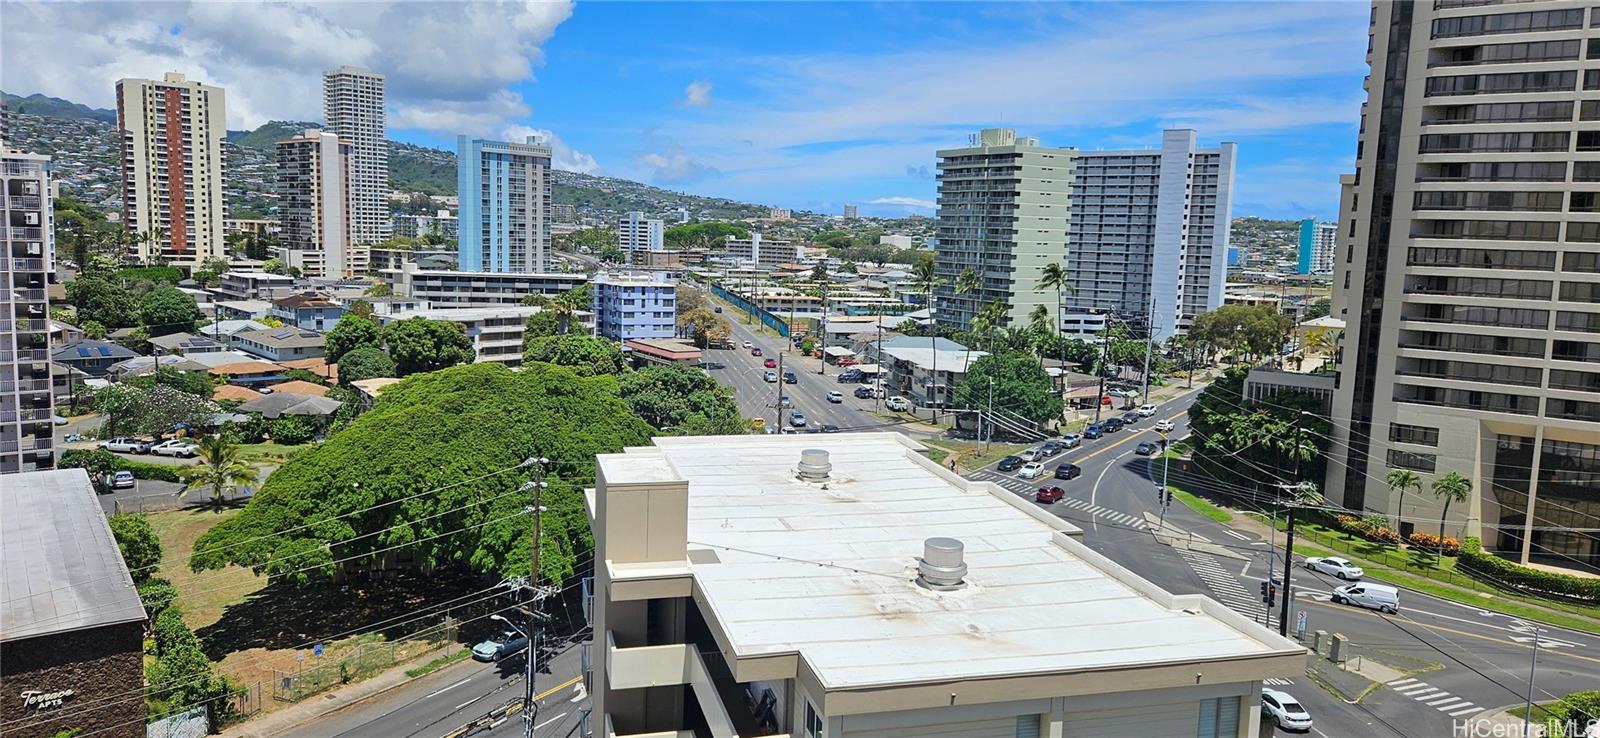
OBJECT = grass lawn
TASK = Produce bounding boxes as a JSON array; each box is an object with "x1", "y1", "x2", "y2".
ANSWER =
[
  {"x1": 144, "y1": 508, "x2": 267, "y2": 632},
  {"x1": 921, "y1": 439, "x2": 1028, "y2": 473},
  {"x1": 1168, "y1": 486, "x2": 1232, "y2": 523}
]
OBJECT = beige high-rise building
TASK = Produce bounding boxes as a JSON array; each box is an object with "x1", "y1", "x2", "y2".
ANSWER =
[
  {"x1": 1, "y1": 150, "x2": 55, "y2": 475},
  {"x1": 276, "y1": 130, "x2": 352, "y2": 279},
  {"x1": 1328, "y1": 1, "x2": 1600, "y2": 570},
  {"x1": 324, "y1": 66, "x2": 388, "y2": 267},
  {"x1": 116, "y1": 72, "x2": 227, "y2": 267}
]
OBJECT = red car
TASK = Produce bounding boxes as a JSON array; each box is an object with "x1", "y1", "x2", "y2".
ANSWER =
[
  {"x1": 751, "y1": 347, "x2": 763, "y2": 356},
  {"x1": 1034, "y1": 486, "x2": 1065, "y2": 504},
  {"x1": 837, "y1": 357, "x2": 858, "y2": 367},
  {"x1": 763, "y1": 358, "x2": 777, "y2": 368}
]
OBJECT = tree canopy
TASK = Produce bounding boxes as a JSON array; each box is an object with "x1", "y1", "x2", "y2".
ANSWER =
[
  {"x1": 65, "y1": 277, "x2": 140, "y2": 329},
  {"x1": 617, "y1": 363, "x2": 744, "y2": 435},
  {"x1": 95, "y1": 383, "x2": 219, "y2": 437},
  {"x1": 139, "y1": 287, "x2": 200, "y2": 336},
  {"x1": 1186, "y1": 366, "x2": 1329, "y2": 495},
  {"x1": 338, "y1": 346, "x2": 397, "y2": 384},
  {"x1": 664, "y1": 222, "x2": 749, "y2": 251},
  {"x1": 952, "y1": 351, "x2": 1063, "y2": 426},
  {"x1": 189, "y1": 363, "x2": 654, "y2": 585},
  {"x1": 1188, "y1": 305, "x2": 1294, "y2": 363},
  {"x1": 382, "y1": 317, "x2": 476, "y2": 376},
  {"x1": 108, "y1": 514, "x2": 162, "y2": 584},
  {"x1": 325, "y1": 314, "x2": 384, "y2": 364},
  {"x1": 522, "y1": 334, "x2": 627, "y2": 377}
]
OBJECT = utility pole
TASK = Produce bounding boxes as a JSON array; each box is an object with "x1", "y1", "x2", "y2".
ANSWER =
[
  {"x1": 985, "y1": 377, "x2": 995, "y2": 452},
  {"x1": 516, "y1": 457, "x2": 551, "y2": 738},
  {"x1": 1141, "y1": 297, "x2": 1156, "y2": 404},
  {"x1": 1279, "y1": 503, "x2": 1298, "y2": 638},
  {"x1": 875, "y1": 316, "x2": 884, "y2": 411},
  {"x1": 818, "y1": 282, "x2": 828, "y2": 375},
  {"x1": 1094, "y1": 311, "x2": 1113, "y2": 423},
  {"x1": 775, "y1": 351, "x2": 784, "y2": 432},
  {"x1": 1522, "y1": 622, "x2": 1544, "y2": 738}
]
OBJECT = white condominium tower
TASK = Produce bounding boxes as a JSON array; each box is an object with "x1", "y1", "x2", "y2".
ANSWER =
[
  {"x1": 933, "y1": 128, "x2": 1075, "y2": 330},
  {"x1": 324, "y1": 65, "x2": 388, "y2": 264},
  {"x1": 115, "y1": 72, "x2": 227, "y2": 267},
  {"x1": 457, "y1": 135, "x2": 552, "y2": 273},
  {"x1": 276, "y1": 130, "x2": 352, "y2": 279},
  {"x1": 1063, "y1": 129, "x2": 1237, "y2": 341},
  {"x1": 618, "y1": 211, "x2": 664, "y2": 256},
  {"x1": 1, "y1": 150, "x2": 55, "y2": 474},
  {"x1": 1328, "y1": 1, "x2": 1600, "y2": 569}
]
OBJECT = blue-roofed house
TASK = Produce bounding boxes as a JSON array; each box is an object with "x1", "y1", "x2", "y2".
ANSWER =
[{"x1": 50, "y1": 339, "x2": 138, "y2": 378}]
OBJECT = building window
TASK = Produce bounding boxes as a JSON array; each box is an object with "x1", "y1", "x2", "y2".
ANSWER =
[
  {"x1": 1390, "y1": 423, "x2": 1441, "y2": 447},
  {"x1": 1415, "y1": 190, "x2": 1564, "y2": 211},
  {"x1": 1560, "y1": 281, "x2": 1600, "y2": 303},
  {"x1": 1389, "y1": 449, "x2": 1440, "y2": 472},
  {"x1": 1557, "y1": 310, "x2": 1600, "y2": 332},
  {"x1": 1197, "y1": 698, "x2": 1241, "y2": 738},
  {"x1": 1015, "y1": 715, "x2": 1042, "y2": 738},
  {"x1": 1407, "y1": 246, "x2": 1556, "y2": 269},
  {"x1": 804, "y1": 701, "x2": 823, "y2": 738}
]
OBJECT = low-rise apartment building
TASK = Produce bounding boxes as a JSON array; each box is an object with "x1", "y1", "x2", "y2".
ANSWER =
[
  {"x1": 377, "y1": 305, "x2": 592, "y2": 367},
  {"x1": 725, "y1": 233, "x2": 802, "y2": 270},
  {"x1": 864, "y1": 336, "x2": 982, "y2": 409},
  {"x1": 589, "y1": 434, "x2": 1305, "y2": 738},
  {"x1": 592, "y1": 271, "x2": 677, "y2": 341},
  {"x1": 218, "y1": 271, "x2": 297, "y2": 301},
  {"x1": 270, "y1": 292, "x2": 346, "y2": 331},
  {"x1": 386, "y1": 261, "x2": 587, "y2": 306},
  {"x1": 234, "y1": 328, "x2": 326, "y2": 363}
]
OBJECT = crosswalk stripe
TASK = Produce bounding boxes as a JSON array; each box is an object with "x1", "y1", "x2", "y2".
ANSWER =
[
  {"x1": 1425, "y1": 695, "x2": 1462, "y2": 706},
  {"x1": 1447, "y1": 706, "x2": 1480, "y2": 717},
  {"x1": 1429, "y1": 697, "x2": 1466, "y2": 708},
  {"x1": 1388, "y1": 678, "x2": 1417, "y2": 687},
  {"x1": 1402, "y1": 687, "x2": 1441, "y2": 699}
]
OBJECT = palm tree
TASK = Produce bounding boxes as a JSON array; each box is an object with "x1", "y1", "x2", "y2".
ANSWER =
[
  {"x1": 910, "y1": 260, "x2": 945, "y2": 416},
  {"x1": 1431, "y1": 471, "x2": 1473, "y2": 561},
  {"x1": 179, "y1": 436, "x2": 259, "y2": 512},
  {"x1": 1028, "y1": 304, "x2": 1053, "y2": 370},
  {"x1": 1037, "y1": 262, "x2": 1074, "y2": 360},
  {"x1": 954, "y1": 268, "x2": 982, "y2": 374},
  {"x1": 546, "y1": 299, "x2": 575, "y2": 335},
  {"x1": 1386, "y1": 468, "x2": 1423, "y2": 533}
]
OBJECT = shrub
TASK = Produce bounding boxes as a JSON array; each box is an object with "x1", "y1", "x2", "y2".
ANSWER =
[
  {"x1": 137, "y1": 578, "x2": 178, "y2": 619},
  {"x1": 1458, "y1": 537, "x2": 1600, "y2": 602},
  {"x1": 222, "y1": 414, "x2": 268, "y2": 444},
  {"x1": 59, "y1": 449, "x2": 182, "y2": 482},
  {"x1": 1407, "y1": 532, "x2": 1461, "y2": 556},
  {"x1": 108, "y1": 514, "x2": 162, "y2": 582},
  {"x1": 270, "y1": 415, "x2": 319, "y2": 445},
  {"x1": 1366, "y1": 525, "x2": 1401, "y2": 545}
]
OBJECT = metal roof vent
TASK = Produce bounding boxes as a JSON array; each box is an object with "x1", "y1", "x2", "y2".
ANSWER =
[
  {"x1": 917, "y1": 537, "x2": 967, "y2": 591},
  {"x1": 796, "y1": 449, "x2": 832, "y2": 481}
]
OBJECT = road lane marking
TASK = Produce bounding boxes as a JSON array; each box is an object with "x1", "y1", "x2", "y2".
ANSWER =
[
  {"x1": 1223, "y1": 529, "x2": 1249, "y2": 541},
  {"x1": 534, "y1": 674, "x2": 583, "y2": 702},
  {"x1": 424, "y1": 677, "x2": 471, "y2": 700},
  {"x1": 1293, "y1": 599, "x2": 1600, "y2": 666},
  {"x1": 535, "y1": 712, "x2": 568, "y2": 729}
]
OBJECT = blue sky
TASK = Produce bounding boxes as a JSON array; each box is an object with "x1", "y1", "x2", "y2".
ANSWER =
[
  {"x1": 8, "y1": 1, "x2": 1372, "y2": 220},
  {"x1": 396, "y1": 1, "x2": 1374, "y2": 220}
]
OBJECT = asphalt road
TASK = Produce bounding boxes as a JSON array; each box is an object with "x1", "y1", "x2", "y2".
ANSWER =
[
  {"x1": 968, "y1": 393, "x2": 1600, "y2": 738},
  {"x1": 282, "y1": 635, "x2": 589, "y2": 738}
]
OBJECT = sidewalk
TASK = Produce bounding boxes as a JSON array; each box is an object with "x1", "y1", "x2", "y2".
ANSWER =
[{"x1": 219, "y1": 644, "x2": 456, "y2": 738}]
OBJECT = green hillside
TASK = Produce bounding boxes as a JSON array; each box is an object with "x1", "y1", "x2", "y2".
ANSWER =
[
  {"x1": 226, "y1": 120, "x2": 320, "y2": 149},
  {"x1": 1, "y1": 92, "x2": 115, "y2": 123}
]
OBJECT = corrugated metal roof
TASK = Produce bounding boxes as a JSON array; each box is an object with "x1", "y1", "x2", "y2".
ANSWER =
[{"x1": 1, "y1": 469, "x2": 147, "y2": 641}]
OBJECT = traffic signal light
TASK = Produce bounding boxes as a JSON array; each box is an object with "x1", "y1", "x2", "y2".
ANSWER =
[{"x1": 1260, "y1": 581, "x2": 1276, "y2": 606}]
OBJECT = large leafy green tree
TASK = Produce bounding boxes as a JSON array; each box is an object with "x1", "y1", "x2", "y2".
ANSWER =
[
  {"x1": 324, "y1": 314, "x2": 384, "y2": 364},
  {"x1": 1186, "y1": 366, "x2": 1330, "y2": 498},
  {"x1": 617, "y1": 364, "x2": 745, "y2": 435},
  {"x1": 337, "y1": 346, "x2": 397, "y2": 384},
  {"x1": 523, "y1": 335, "x2": 627, "y2": 377},
  {"x1": 189, "y1": 363, "x2": 653, "y2": 585},
  {"x1": 664, "y1": 221, "x2": 749, "y2": 250},
  {"x1": 129, "y1": 366, "x2": 214, "y2": 398},
  {"x1": 139, "y1": 286, "x2": 200, "y2": 336},
  {"x1": 952, "y1": 351, "x2": 1063, "y2": 426},
  {"x1": 65, "y1": 277, "x2": 140, "y2": 329},
  {"x1": 382, "y1": 317, "x2": 476, "y2": 375},
  {"x1": 1188, "y1": 304, "x2": 1294, "y2": 363}
]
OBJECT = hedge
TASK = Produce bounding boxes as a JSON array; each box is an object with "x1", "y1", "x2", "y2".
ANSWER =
[
  {"x1": 1458, "y1": 537, "x2": 1600, "y2": 602},
  {"x1": 59, "y1": 449, "x2": 184, "y2": 482}
]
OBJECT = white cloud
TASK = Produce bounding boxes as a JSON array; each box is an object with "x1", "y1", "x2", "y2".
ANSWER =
[
  {"x1": 634, "y1": 140, "x2": 716, "y2": 184},
  {"x1": 867, "y1": 196, "x2": 935, "y2": 210},
  {"x1": 1, "y1": 0, "x2": 574, "y2": 134},
  {"x1": 501, "y1": 125, "x2": 601, "y2": 175},
  {"x1": 682, "y1": 81, "x2": 713, "y2": 108}
]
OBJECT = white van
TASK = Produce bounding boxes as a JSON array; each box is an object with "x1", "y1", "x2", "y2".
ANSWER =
[{"x1": 1331, "y1": 582, "x2": 1399, "y2": 614}]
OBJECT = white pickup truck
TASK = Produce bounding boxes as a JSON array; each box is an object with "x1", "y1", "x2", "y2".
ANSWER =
[
  {"x1": 98, "y1": 437, "x2": 151, "y2": 454},
  {"x1": 151, "y1": 439, "x2": 199, "y2": 458}
]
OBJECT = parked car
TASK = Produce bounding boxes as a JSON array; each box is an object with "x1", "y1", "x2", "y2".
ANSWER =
[
  {"x1": 1108, "y1": 388, "x2": 1136, "y2": 398},
  {"x1": 837, "y1": 357, "x2": 858, "y2": 367},
  {"x1": 1154, "y1": 418, "x2": 1176, "y2": 432},
  {"x1": 1305, "y1": 556, "x2": 1365, "y2": 580},
  {"x1": 837, "y1": 369, "x2": 863, "y2": 383},
  {"x1": 1081, "y1": 424, "x2": 1104, "y2": 440},
  {"x1": 1017, "y1": 447, "x2": 1042, "y2": 462},
  {"x1": 1039, "y1": 441, "x2": 1064, "y2": 457},
  {"x1": 1261, "y1": 689, "x2": 1314, "y2": 733},
  {"x1": 1330, "y1": 582, "x2": 1399, "y2": 613},
  {"x1": 52, "y1": 414, "x2": 69, "y2": 426},
  {"x1": 98, "y1": 437, "x2": 151, "y2": 454},
  {"x1": 713, "y1": 306, "x2": 723, "y2": 313},
  {"x1": 764, "y1": 370, "x2": 779, "y2": 383},
  {"x1": 853, "y1": 386, "x2": 875, "y2": 399},
  {"x1": 1102, "y1": 417, "x2": 1124, "y2": 432},
  {"x1": 751, "y1": 347, "x2": 763, "y2": 356},
  {"x1": 789, "y1": 410, "x2": 807, "y2": 428},
  {"x1": 698, "y1": 361, "x2": 726, "y2": 370},
  {"x1": 996, "y1": 455, "x2": 1024, "y2": 472},
  {"x1": 472, "y1": 630, "x2": 530, "y2": 662},
  {"x1": 64, "y1": 432, "x2": 86, "y2": 443},
  {"x1": 784, "y1": 371, "x2": 798, "y2": 384},
  {"x1": 111, "y1": 470, "x2": 136, "y2": 490},
  {"x1": 885, "y1": 396, "x2": 911, "y2": 412},
  {"x1": 1034, "y1": 486, "x2": 1065, "y2": 503},
  {"x1": 1054, "y1": 462, "x2": 1081, "y2": 480},
  {"x1": 1134, "y1": 441, "x2": 1157, "y2": 456},
  {"x1": 820, "y1": 424, "x2": 840, "y2": 433},
  {"x1": 1058, "y1": 433, "x2": 1082, "y2": 449},
  {"x1": 151, "y1": 439, "x2": 199, "y2": 458},
  {"x1": 827, "y1": 391, "x2": 843, "y2": 403},
  {"x1": 764, "y1": 358, "x2": 778, "y2": 368},
  {"x1": 1016, "y1": 462, "x2": 1045, "y2": 480},
  {"x1": 1138, "y1": 403, "x2": 1159, "y2": 417}
]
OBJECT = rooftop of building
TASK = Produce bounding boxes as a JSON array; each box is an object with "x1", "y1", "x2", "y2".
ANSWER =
[
  {"x1": 2, "y1": 469, "x2": 147, "y2": 641},
  {"x1": 600, "y1": 434, "x2": 1301, "y2": 691},
  {"x1": 52, "y1": 339, "x2": 137, "y2": 362},
  {"x1": 148, "y1": 332, "x2": 223, "y2": 352},
  {"x1": 222, "y1": 271, "x2": 296, "y2": 283},
  {"x1": 235, "y1": 328, "x2": 326, "y2": 350},
  {"x1": 272, "y1": 292, "x2": 342, "y2": 310}
]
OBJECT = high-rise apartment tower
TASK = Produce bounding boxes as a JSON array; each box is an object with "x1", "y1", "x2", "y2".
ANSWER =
[
  {"x1": 1, "y1": 150, "x2": 55, "y2": 474},
  {"x1": 116, "y1": 72, "x2": 227, "y2": 267},
  {"x1": 276, "y1": 130, "x2": 353, "y2": 279},
  {"x1": 1328, "y1": 0, "x2": 1600, "y2": 568},
  {"x1": 323, "y1": 66, "x2": 388, "y2": 265},
  {"x1": 457, "y1": 136, "x2": 552, "y2": 273}
]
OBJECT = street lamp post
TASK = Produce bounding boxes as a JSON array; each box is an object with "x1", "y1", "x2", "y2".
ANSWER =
[{"x1": 1521, "y1": 621, "x2": 1546, "y2": 738}]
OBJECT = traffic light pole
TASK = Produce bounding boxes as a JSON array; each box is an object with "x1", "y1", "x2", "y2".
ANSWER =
[{"x1": 1279, "y1": 506, "x2": 1299, "y2": 638}]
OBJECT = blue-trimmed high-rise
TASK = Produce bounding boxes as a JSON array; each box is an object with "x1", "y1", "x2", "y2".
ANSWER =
[{"x1": 457, "y1": 135, "x2": 552, "y2": 273}]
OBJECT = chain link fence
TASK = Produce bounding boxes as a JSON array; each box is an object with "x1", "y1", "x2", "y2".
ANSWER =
[{"x1": 272, "y1": 617, "x2": 458, "y2": 702}]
